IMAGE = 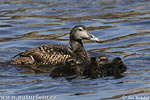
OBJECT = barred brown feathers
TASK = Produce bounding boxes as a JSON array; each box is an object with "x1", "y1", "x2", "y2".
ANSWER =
[{"x1": 11, "y1": 44, "x2": 75, "y2": 66}]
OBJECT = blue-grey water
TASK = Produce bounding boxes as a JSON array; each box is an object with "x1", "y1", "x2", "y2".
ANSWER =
[{"x1": 0, "y1": 0, "x2": 150, "y2": 100}]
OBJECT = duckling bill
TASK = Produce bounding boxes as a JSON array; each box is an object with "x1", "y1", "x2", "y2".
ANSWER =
[{"x1": 11, "y1": 25, "x2": 99, "y2": 66}]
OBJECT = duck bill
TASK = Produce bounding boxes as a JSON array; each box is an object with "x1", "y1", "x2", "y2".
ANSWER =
[{"x1": 89, "y1": 34, "x2": 99, "y2": 42}]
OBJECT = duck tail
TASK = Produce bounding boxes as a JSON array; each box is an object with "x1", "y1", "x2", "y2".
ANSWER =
[{"x1": 10, "y1": 52, "x2": 23, "y2": 61}]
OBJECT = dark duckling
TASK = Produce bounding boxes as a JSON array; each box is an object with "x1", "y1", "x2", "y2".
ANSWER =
[
  {"x1": 98, "y1": 56, "x2": 126, "y2": 77},
  {"x1": 49, "y1": 56, "x2": 86, "y2": 78},
  {"x1": 11, "y1": 25, "x2": 99, "y2": 67},
  {"x1": 50, "y1": 56, "x2": 127, "y2": 78},
  {"x1": 86, "y1": 55, "x2": 127, "y2": 78}
]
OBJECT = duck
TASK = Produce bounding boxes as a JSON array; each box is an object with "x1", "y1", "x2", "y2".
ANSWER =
[
  {"x1": 84, "y1": 56, "x2": 127, "y2": 78},
  {"x1": 11, "y1": 25, "x2": 99, "y2": 67},
  {"x1": 50, "y1": 55, "x2": 127, "y2": 78},
  {"x1": 11, "y1": 25, "x2": 127, "y2": 78}
]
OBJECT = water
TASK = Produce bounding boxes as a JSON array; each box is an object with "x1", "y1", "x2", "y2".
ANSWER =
[{"x1": 0, "y1": 0, "x2": 150, "y2": 100}]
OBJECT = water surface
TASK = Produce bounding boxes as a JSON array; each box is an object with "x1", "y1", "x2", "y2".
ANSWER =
[{"x1": 0, "y1": 0, "x2": 150, "y2": 100}]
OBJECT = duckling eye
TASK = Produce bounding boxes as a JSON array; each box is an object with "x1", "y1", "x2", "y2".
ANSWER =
[{"x1": 78, "y1": 29, "x2": 82, "y2": 31}]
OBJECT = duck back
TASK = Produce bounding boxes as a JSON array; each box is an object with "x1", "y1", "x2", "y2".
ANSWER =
[{"x1": 11, "y1": 44, "x2": 74, "y2": 66}]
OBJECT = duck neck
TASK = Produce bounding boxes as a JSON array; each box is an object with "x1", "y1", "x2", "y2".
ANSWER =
[
  {"x1": 70, "y1": 39, "x2": 90, "y2": 63},
  {"x1": 70, "y1": 39, "x2": 83, "y2": 52}
]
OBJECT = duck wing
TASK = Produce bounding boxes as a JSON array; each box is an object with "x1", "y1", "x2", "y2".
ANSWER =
[{"x1": 11, "y1": 44, "x2": 74, "y2": 66}]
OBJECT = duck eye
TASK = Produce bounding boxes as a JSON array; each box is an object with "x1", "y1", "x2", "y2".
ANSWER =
[{"x1": 78, "y1": 29, "x2": 82, "y2": 31}]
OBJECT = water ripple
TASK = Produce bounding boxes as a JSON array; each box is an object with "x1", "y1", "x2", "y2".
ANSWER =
[{"x1": 0, "y1": 0, "x2": 150, "y2": 99}]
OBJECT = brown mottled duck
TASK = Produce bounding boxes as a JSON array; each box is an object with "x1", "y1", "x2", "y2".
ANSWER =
[{"x1": 11, "y1": 25, "x2": 99, "y2": 67}]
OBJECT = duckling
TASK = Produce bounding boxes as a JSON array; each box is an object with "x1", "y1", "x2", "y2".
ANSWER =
[
  {"x1": 11, "y1": 25, "x2": 99, "y2": 67},
  {"x1": 96, "y1": 56, "x2": 127, "y2": 77},
  {"x1": 49, "y1": 57, "x2": 85, "y2": 78},
  {"x1": 83, "y1": 55, "x2": 126, "y2": 78},
  {"x1": 50, "y1": 56, "x2": 127, "y2": 78}
]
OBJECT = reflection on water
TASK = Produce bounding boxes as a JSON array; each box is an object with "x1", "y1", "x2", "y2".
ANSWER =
[{"x1": 0, "y1": 0, "x2": 150, "y2": 99}]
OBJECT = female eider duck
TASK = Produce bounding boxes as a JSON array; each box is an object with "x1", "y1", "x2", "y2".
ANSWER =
[{"x1": 11, "y1": 25, "x2": 99, "y2": 67}]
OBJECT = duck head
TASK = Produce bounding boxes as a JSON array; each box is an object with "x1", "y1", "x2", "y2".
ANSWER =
[{"x1": 70, "y1": 25, "x2": 99, "y2": 42}]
